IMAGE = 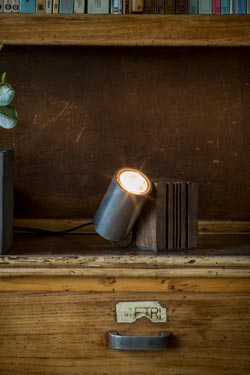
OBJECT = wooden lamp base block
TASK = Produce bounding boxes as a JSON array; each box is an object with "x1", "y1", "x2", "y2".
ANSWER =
[{"x1": 136, "y1": 181, "x2": 198, "y2": 251}]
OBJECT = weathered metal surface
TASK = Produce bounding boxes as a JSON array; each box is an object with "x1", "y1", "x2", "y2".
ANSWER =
[
  {"x1": 109, "y1": 331, "x2": 170, "y2": 350},
  {"x1": 93, "y1": 172, "x2": 151, "y2": 242},
  {"x1": 116, "y1": 301, "x2": 167, "y2": 323}
]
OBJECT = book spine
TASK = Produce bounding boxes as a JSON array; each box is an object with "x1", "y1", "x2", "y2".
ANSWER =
[
  {"x1": 123, "y1": 0, "x2": 131, "y2": 12},
  {"x1": 132, "y1": 0, "x2": 144, "y2": 12},
  {"x1": 53, "y1": 0, "x2": 59, "y2": 12},
  {"x1": 144, "y1": 0, "x2": 154, "y2": 12},
  {"x1": 111, "y1": 0, "x2": 122, "y2": 12},
  {"x1": 247, "y1": 0, "x2": 250, "y2": 13},
  {"x1": 188, "y1": 0, "x2": 199, "y2": 13},
  {"x1": 221, "y1": 0, "x2": 230, "y2": 13},
  {"x1": 233, "y1": 0, "x2": 246, "y2": 13},
  {"x1": 155, "y1": 0, "x2": 164, "y2": 13},
  {"x1": 87, "y1": 0, "x2": 109, "y2": 13},
  {"x1": 3, "y1": 0, "x2": 12, "y2": 12},
  {"x1": 165, "y1": 0, "x2": 175, "y2": 12},
  {"x1": 199, "y1": 0, "x2": 212, "y2": 13},
  {"x1": 74, "y1": 0, "x2": 85, "y2": 12},
  {"x1": 59, "y1": 0, "x2": 73, "y2": 13},
  {"x1": 20, "y1": 0, "x2": 36, "y2": 12},
  {"x1": 36, "y1": 0, "x2": 46, "y2": 12},
  {"x1": 0, "y1": 0, "x2": 3, "y2": 12},
  {"x1": 233, "y1": 0, "x2": 237, "y2": 12},
  {"x1": 12, "y1": 0, "x2": 19, "y2": 11},
  {"x1": 212, "y1": 0, "x2": 221, "y2": 12},
  {"x1": 176, "y1": 0, "x2": 187, "y2": 13},
  {"x1": 46, "y1": 0, "x2": 53, "y2": 12}
]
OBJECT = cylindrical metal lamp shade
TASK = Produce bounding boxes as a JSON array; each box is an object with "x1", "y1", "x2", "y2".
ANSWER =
[{"x1": 93, "y1": 168, "x2": 152, "y2": 242}]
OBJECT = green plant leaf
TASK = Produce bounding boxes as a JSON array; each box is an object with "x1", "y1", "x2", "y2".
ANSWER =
[
  {"x1": 1, "y1": 72, "x2": 6, "y2": 83},
  {"x1": 0, "y1": 83, "x2": 15, "y2": 106},
  {"x1": 0, "y1": 106, "x2": 18, "y2": 129}
]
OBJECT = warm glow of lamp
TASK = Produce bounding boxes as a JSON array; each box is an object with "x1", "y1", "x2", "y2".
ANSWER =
[
  {"x1": 93, "y1": 168, "x2": 152, "y2": 242},
  {"x1": 116, "y1": 169, "x2": 150, "y2": 195}
]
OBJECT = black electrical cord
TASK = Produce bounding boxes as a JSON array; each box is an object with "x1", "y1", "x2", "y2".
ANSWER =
[
  {"x1": 14, "y1": 222, "x2": 135, "y2": 248},
  {"x1": 14, "y1": 221, "x2": 93, "y2": 235}
]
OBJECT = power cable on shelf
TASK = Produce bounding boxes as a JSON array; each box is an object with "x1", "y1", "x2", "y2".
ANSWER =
[
  {"x1": 14, "y1": 221, "x2": 93, "y2": 235},
  {"x1": 14, "y1": 222, "x2": 135, "y2": 248}
]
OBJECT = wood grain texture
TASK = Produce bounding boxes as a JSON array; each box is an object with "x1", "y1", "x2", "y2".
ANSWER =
[
  {"x1": 2, "y1": 252, "x2": 250, "y2": 267},
  {"x1": 136, "y1": 181, "x2": 198, "y2": 250},
  {"x1": 0, "y1": 233, "x2": 250, "y2": 278},
  {"x1": 0, "y1": 292, "x2": 249, "y2": 374},
  {"x1": 199, "y1": 220, "x2": 250, "y2": 234},
  {"x1": 0, "y1": 277, "x2": 250, "y2": 292},
  {"x1": 0, "y1": 15, "x2": 250, "y2": 46},
  {"x1": 0, "y1": 233, "x2": 250, "y2": 277},
  {"x1": 1, "y1": 266, "x2": 250, "y2": 278}
]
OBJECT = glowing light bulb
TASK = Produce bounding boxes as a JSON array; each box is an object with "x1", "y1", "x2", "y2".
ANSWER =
[{"x1": 117, "y1": 169, "x2": 151, "y2": 195}]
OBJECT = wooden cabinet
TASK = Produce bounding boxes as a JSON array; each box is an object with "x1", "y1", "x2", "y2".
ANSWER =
[
  {"x1": 0, "y1": 232, "x2": 250, "y2": 374},
  {"x1": 0, "y1": 290, "x2": 250, "y2": 375},
  {"x1": 0, "y1": 12, "x2": 250, "y2": 375}
]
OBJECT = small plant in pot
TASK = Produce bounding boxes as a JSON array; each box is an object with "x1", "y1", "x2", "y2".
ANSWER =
[{"x1": 0, "y1": 72, "x2": 17, "y2": 254}]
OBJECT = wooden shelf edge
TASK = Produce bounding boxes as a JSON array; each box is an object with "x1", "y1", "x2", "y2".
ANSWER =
[
  {"x1": 0, "y1": 276, "x2": 250, "y2": 292},
  {"x1": 1, "y1": 14, "x2": 250, "y2": 46},
  {"x1": 0, "y1": 267, "x2": 250, "y2": 278},
  {"x1": 0, "y1": 220, "x2": 249, "y2": 276},
  {"x1": 1, "y1": 252, "x2": 250, "y2": 268}
]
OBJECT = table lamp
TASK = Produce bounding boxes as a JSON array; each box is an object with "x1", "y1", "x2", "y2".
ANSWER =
[{"x1": 93, "y1": 168, "x2": 152, "y2": 242}]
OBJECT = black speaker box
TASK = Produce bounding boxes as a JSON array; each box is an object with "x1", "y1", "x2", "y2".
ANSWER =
[{"x1": 0, "y1": 149, "x2": 13, "y2": 254}]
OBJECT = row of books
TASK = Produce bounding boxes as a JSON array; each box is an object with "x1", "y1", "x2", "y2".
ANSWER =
[{"x1": 1, "y1": 0, "x2": 250, "y2": 14}]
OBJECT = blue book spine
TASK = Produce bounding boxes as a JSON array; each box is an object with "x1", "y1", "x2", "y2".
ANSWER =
[
  {"x1": 188, "y1": 0, "x2": 199, "y2": 13},
  {"x1": 59, "y1": 0, "x2": 73, "y2": 13},
  {"x1": 20, "y1": 0, "x2": 36, "y2": 12},
  {"x1": 199, "y1": 0, "x2": 212, "y2": 13},
  {"x1": 233, "y1": 0, "x2": 246, "y2": 13},
  {"x1": 221, "y1": 0, "x2": 230, "y2": 12},
  {"x1": 111, "y1": 0, "x2": 122, "y2": 13}
]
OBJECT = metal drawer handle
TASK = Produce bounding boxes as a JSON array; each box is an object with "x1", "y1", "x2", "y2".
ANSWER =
[{"x1": 109, "y1": 331, "x2": 170, "y2": 351}]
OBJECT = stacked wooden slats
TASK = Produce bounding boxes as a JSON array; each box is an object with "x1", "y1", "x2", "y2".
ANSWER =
[{"x1": 136, "y1": 181, "x2": 198, "y2": 250}]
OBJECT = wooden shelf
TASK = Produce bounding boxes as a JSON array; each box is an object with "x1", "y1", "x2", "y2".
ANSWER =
[
  {"x1": 0, "y1": 233, "x2": 250, "y2": 279},
  {"x1": 0, "y1": 14, "x2": 250, "y2": 46},
  {"x1": 0, "y1": 219, "x2": 248, "y2": 279}
]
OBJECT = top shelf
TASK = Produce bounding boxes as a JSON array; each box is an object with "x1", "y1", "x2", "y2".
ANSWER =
[{"x1": 1, "y1": 14, "x2": 250, "y2": 47}]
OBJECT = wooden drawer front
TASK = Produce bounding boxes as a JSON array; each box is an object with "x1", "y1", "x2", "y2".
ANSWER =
[{"x1": 0, "y1": 292, "x2": 249, "y2": 375}]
